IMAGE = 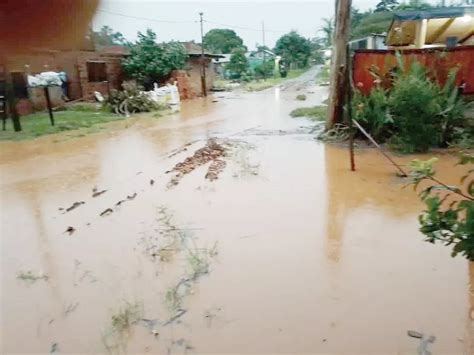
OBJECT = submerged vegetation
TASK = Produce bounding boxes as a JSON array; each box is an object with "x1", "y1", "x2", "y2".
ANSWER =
[{"x1": 290, "y1": 105, "x2": 327, "y2": 121}]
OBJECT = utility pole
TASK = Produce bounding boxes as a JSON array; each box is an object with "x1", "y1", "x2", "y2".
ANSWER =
[
  {"x1": 326, "y1": 0, "x2": 351, "y2": 130},
  {"x1": 199, "y1": 12, "x2": 207, "y2": 97},
  {"x1": 262, "y1": 21, "x2": 266, "y2": 80}
]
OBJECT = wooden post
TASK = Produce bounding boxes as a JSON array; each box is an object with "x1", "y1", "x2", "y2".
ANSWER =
[
  {"x1": 4, "y1": 69, "x2": 22, "y2": 132},
  {"x1": 346, "y1": 44, "x2": 355, "y2": 172},
  {"x1": 326, "y1": 0, "x2": 352, "y2": 130},
  {"x1": 199, "y1": 12, "x2": 207, "y2": 97},
  {"x1": 44, "y1": 86, "x2": 55, "y2": 126}
]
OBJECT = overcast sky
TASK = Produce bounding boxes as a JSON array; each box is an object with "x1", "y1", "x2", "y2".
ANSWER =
[{"x1": 93, "y1": 0, "x2": 440, "y2": 49}]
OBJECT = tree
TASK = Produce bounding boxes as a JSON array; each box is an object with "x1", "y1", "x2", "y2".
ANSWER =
[
  {"x1": 91, "y1": 25, "x2": 127, "y2": 46},
  {"x1": 122, "y1": 29, "x2": 187, "y2": 89},
  {"x1": 409, "y1": 154, "x2": 474, "y2": 260},
  {"x1": 320, "y1": 18, "x2": 334, "y2": 47},
  {"x1": 203, "y1": 29, "x2": 246, "y2": 54},
  {"x1": 226, "y1": 47, "x2": 249, "y2": 78},
  {"x1": 274, "y1": 31, "x2": 311, "y2": 69},
  {"x1": 375, "y1": 0, "x2": 399, "y2": 12}
]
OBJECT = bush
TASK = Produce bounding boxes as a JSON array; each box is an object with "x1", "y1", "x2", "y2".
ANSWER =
[
  {"x1": 353, "y1": 61, "x2": 469, "y2": 153},
  {"x1": 388, "y1": 63, "x2": 442, "y2": 152},
  {"x1": 353, "y1": 87, "x2": 392, "y2": 142}
]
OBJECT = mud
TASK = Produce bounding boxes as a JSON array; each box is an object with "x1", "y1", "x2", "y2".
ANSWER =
[{"x1": 1, "y1": 67, "x2": 473, "y2": 354}]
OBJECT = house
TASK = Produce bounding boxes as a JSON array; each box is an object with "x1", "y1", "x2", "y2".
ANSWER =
[
  {"x1": 3, "y1": 42, "x2": 130, "y2": 115},
  {"x1": 247, "y1": 48, "x2": 276, "y2": 71},
  {"x1": 386, "y1": 7, "x2": 474, "y2": 49},
  {"x1": 349, "y1": 34, "x2": 387, "y2": 51},
  {"x1": 352, "y1": 7, "x2": 474, "y2": 96},
  {"x1": 212, "y1": 54, "x2": 231, "y2": 78},
  {"x1": 171, "y1": 42, "x2": 223, "y2": 99}
]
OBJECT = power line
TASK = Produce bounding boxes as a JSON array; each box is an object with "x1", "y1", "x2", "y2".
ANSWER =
[
  {"x1": 203, "y1": 19, "x2": 287, "y2": 33},
  {"x1": 97, "y1": 8, "x2": 197, "y2": 24}
]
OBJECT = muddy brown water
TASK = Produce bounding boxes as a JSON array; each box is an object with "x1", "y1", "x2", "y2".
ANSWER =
[{"x1": 1, "y1": 67, "x2": 473, "y2": 354}]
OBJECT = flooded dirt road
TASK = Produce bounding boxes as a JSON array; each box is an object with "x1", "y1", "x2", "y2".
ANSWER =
[{"x1": 1, "y1": 67, "x2": 473, "y2": 354}]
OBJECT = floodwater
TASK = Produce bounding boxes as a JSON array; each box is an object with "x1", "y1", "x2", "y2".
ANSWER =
[{"x1": 1, "y1": 67, "x2": 473, "y2": 354}]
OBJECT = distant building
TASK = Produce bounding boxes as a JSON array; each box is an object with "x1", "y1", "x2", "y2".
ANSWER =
[
  {"x1": 212, "y1": 54, "x2": 231, "y2": 78},
  {"x1": 172, "y1": 42, "x2": 223, "y2": 98},
  {"x1": 349, "y1": 34, "x2": 387, "y2": 51}
]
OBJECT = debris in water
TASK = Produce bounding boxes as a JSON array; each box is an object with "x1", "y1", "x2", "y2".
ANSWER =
[
  {"x1": 407, "y1": 330, "x2": 423, "y2": 339},
  {"x1": 50, "y1": 342, "x2": 59, "y2": 354},
  {"x1": 407, "y1": 330, "x2": 436, "y2": 355},
  {"x1": 92, "y1": 189, "x2": 107, "y2": 198},
  {"x1": 205, "y1": 159, "x2": 226, "y2": 181},
  {"x1": 167, "y1": 138, "x2": 228, "y2": 187},
  {"x1": 100, "y1": 208, "x2": 113, "y2": 216},
  {"x1": 63, "y1": 302, "x2": 79, "y2": 317},
  {"x1": 64, "y1": 201, "x2": 85, "y2": 213},
  {"x1": 64, "y1": 226, "x2": 75, "y2": 235},
  {"x1": 163, "y1": 309, "x2": 187, "y2": 326}
]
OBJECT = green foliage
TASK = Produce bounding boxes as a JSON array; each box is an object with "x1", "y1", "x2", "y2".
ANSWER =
[
  {"x1": 388, "y1": 63, "x2": 442, "y2": 152},
  {"x1": 351, "y1": 11, "x2": 394, "y2": 39},
  {"x1": 353, "y1": 87, "x2": 392, "y2": 141},
  {"x1": 319, "y1": 18, "x2": 334, "y2": 48},
  {"x1": 409, "y1": 155, "x2": 474, "y2": 261},
  {"x1": 107, "y1": 82, "x2": 163, "y2": 114},
  {"x1": 296, "y1": 94, "x2": 307, "y2": 101},
  {"x1": 90, "y1": 25, "x2": 127, "y2": 46},
  {"x1": 122, "y1": 29, "x2": 187, "y2": 88},
  {"x1": 203, "y1": 28, "x2": 245, "y2": 54},
  {"x1": 375, "y1": 0, "x2": 399, "y2": 12},
  {"x1": 353, "y1": 61, "x2": 469, "y2": 153},
  {"x1": 226, "y1": 47, "x2": 249, "y2": 78},
  {"x1": 254, "y1": 59, "x2": 275, "y2": 78},
  {"x1": 274, "y1": 31, "x2": 311, "y2": 69}
]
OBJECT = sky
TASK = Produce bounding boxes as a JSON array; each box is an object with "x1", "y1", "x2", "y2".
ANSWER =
[{"x1": 92, "y1": 0, "x2": 440, "y2": 49}]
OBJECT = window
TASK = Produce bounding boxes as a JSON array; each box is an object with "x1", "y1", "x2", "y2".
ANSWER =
[
  {"x1": 87, "y1": 62, "x2": 107, "y2": 82},
  {"x1": 11, "y1": 72, "x2": 28, "y2": 99}
]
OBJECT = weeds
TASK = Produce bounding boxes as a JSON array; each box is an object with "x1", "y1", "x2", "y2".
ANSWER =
[
  {"x1": 17, "y1": 270, "x2": 49, "y2": 284},
  {"x1": 102, "y1": 301, "x2": 143, "y2": 353}
]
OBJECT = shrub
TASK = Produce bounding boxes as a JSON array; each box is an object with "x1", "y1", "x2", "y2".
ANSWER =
[
  {"x1": 388, "y1": 63, "x2": 442, "y2": 152},
  {"x1": 352, "y1": 61, "x2": 469, "y2": 153},
  {"x1": 353, "y1": 87, "x2": 392, "y2": 142}
]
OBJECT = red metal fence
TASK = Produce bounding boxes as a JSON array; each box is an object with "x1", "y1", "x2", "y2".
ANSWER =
[{"x1": 352, "y1": 46, "x2": 474, "y2": 95}]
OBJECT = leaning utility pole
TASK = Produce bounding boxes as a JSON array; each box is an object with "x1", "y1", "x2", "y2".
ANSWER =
[
  {"x1": 199, "y1": 12, "x2": 207, "y2": 97},
  {"x1": 326, "y1": 0, "x2": 351, "y2": 130}
]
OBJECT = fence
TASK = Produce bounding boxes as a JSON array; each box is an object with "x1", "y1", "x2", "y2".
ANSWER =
[{"x1": 352, "y1": 46, "x2": 474, "y2": 95}]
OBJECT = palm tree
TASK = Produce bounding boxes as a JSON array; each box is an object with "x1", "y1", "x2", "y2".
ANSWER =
[{"x1": 320, "y1": 18, "x2": 334, "y2": 48}]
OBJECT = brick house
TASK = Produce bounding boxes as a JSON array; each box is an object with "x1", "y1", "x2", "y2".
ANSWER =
[
  {"x1": 3, "y1": 43, "x2": 129, "y2": 115},
  {"x1": 171, "y1": 42, "x2": 223, "y2": 99}
]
